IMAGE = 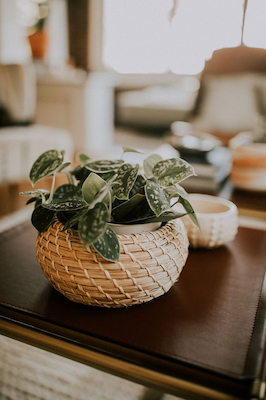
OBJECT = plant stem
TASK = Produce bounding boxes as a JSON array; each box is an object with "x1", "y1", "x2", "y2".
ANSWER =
[
  {"x1": 49, "y1": 173, "x2": 56, "y2": 203},
  {"x1": 171, "y1": 199, "x2": 180, "y2": 208},
  {"x1": 108, "y1": 191, "x2": 112, "y2": 216},
  {"x1": 67, "y1": 171, "x2": 74, "y2": 184}
]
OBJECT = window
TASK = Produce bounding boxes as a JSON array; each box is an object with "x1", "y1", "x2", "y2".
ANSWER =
[{"x1": 103, "y1": 0, "x2": 265, "y2": 75}]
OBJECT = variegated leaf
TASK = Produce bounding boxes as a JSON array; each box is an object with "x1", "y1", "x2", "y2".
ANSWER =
[
  {"x1": 82, "y1": 173, "x2": 109, "y2": 206},
  {"x1": 152, "y1": 158, "x2": 196, "y2": 187},
  {"x1": 93, "y1": 225, "x2": 120, "y2": 262},
  {"x1": 29, "y1": 150, "x2": 64, "y2": 186},
  {"x1": 129, "y1": 174, "x2": 146, "y2": 197},
  {"x1": 42, "y1": 199, "x2": 87, "y2": 211},
  {"x1": 20, "y1": 189, "x2": 49, "y2": 197},
  {"x1": 78, "y1": 203, "x2": 108, "y2": 247},
  {"x1": 113, "y1": 163, "x2": 139, "y2": 200},
  {"x1": 143, "y1": 153, "x2": 163, "y2": 179},
  {"x1": 85, "y1": 159, "x2": 124, "y2": 173},
  {"x1": 57, "y1": 162, "x2": 71, "y2": 173},
  {"x1": 145, "y1": 180, "x2": 171, "y2": 217},
  {"x1": 53, "y1": 184, "x2": 82, "y2": 201}
]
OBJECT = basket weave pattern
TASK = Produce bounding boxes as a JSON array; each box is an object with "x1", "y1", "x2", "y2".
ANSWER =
[{"x1": 36, "y1": 220, "x2": 189, "y2": 308}]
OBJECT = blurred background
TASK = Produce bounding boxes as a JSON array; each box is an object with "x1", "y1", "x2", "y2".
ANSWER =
[
  {"x1": 1, "y1": 2, "x2": 266, "y2": 399},
  {"x1": 1, "y1": 0, "x2": 266, "y2": 215}
]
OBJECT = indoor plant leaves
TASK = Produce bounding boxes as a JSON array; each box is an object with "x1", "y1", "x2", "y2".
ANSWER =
[
  {"x1": 22, "y1": 147, "x2": 199, "y2": 262},
  {"x1": 93, "y1": 225, "x2": 120, "y2": 262},
  {"x1": 31, "y1": 205, "x2": 55, "y2": 232},
  {"x1": 143, "y1": 153, "x2": 163, "y2": 179},
  {"x1": 78, "y1": 202, "x2": 108, "y2": 247},
  {"x1": 178, "y1": 196, "x2": 201, "y2": 229},
  {"x1": 30, "y1": 150, "x2": 64, "y2": 186},
  {"x1": 152, "y1": 158, "x2": 196, "y2": 187},
  {"x1": 145, "y1": 180, "x2": 171, "y2": 217},
  {"x1": 113, "y1": 163, "x2": 139, "y2": 200},
  {"x1": 85, "y1": 159, "x2": 124, "y2": 173},
  {"x1": 82, "y1": 172, "x2": 110, "y2": 206}
]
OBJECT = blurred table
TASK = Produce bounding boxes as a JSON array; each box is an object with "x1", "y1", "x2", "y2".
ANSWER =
[{"x1": 114, "y1": 127, "x2": 266, "y2": 227}]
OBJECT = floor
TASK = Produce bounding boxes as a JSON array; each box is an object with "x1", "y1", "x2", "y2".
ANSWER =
[{"x1": 0, "y1": 335, "x2": 179, "y2": 400}]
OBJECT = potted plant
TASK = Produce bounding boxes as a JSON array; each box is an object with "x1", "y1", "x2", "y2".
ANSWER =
[
  {"x1": 21, "y1": 147, "x2": 199, "y2": 307},
  {"x1": 27, "y1": 0, "x2": 49, "y2": 59}
]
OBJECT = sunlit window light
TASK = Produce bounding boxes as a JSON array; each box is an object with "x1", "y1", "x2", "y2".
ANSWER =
[
  {"x1": 103, "y1": 0, "x2": 173, "y2": 74},
  {"x1": 103, "y1": 0, "x2": 265, "y2": 76},
  {"x1": 243, "y1": 0, "x2": 266, "y2": 49},
  {"x1": 169, "y1": 0, "x2": 243, "y2": 75}
]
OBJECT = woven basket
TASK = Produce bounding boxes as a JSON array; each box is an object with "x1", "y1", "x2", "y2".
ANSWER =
[{"x1": 36, "y1": 220, "x2": 189, "y2": 308}]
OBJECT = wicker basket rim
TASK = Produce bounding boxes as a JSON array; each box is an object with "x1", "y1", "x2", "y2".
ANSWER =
[{"x1": 52, "y1": 219, "x2": 183, "y2": 239}]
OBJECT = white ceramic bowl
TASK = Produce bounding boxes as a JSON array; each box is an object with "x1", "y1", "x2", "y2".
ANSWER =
[{"x1": 176, "y1": 194, "x2": 238, "y2": 248}]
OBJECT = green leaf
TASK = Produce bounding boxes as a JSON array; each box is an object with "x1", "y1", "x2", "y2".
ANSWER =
[
  {"x1": 53, "y1": 184, "x2": 82, "y2": 202},
  {"x1": 117, "y1": 197, "x2": 154, "y2": 224},
  {"x1": 93, "y1": 225, "x2": 120, "y2": 262},
  {"x1": 178, "y1": 196, "x2": 201, "y2": 229},
  {"x1": 153, "y1": 158, "x2": 196, "y2": 187},
  {"x1": 42, "y1": 199, "x2": 87, "y2": 211},
  {"x1": 113, "y1": 163, "x2": 139, "y2": 200},
  {"x1": 122, "y1": 146, "x2": 144, "y2": 154},
  {"x1": 118, "y1": 209, "x2": 187, "y2": 225},
  {"x1": 42, "y1": 185, "x2": 85, "y2": 212},
  {"x1": 112, "y1": 193, "x2": 145, "y2": 222},
  {"x1": 29, "y1": 150, "x2": 64, "y2": 186},
  {"x1": 97, "y1": 171, "x2": 116, "y2": 181},
  {"x1": 57, "y1": 211, "x2": 77, "y2": 225},
  {"x1": 82, "y1": 173, "x2": 109, "y2": 206},
  {"x1": 31, "y1": 205, "x2": 55, "y2": 232},
  {"x1": 57, "y1": 162, "x2": 71, "y2": 173},
  {"x1": 26, "y1": 196, "x2": 40, "y2": 205},
  {"x1": 70, "y1": 166, "x2": 90, "y2": 185},
  {"x1": 143, "y1": 153, "x2": 163, "y2": 179},
  {"x1": 26, "y1": 193, "x2": 49, "y2": 206},
  {"x1": 145, "y1": 180, "x2": 171, "y2": 217},
  {"x1": 76, "y1": 152, "x2": 91, "y2": 165},
  {"x1": 62, "y1": 209, "x2": 88, "y2": 231},
  {"x1": 85, "y1": 159, "x2": 124, "y2": 173},
  {"x1": 78, "y1": 203, "x2": 108, "y2": 247},
  {"x1": 166, "y1": 184, "x2": 189, "y2": 200},
  {"x1": 129, "y1": 174, "x2": 146, "y2": 197}
]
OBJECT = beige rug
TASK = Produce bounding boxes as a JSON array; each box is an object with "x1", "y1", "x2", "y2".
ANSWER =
[{"x1": 0, "y1": 335, "x2": 178, "y2": 400}]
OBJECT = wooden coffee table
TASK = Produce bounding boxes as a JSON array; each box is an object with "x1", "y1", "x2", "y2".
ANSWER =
[{"x1": 0, "y1": 218, "x2": 266, "y2": 400}]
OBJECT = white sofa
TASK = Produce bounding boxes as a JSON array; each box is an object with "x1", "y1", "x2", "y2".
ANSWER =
[
  {"x1": 0, "y1": 125, "x2": 74, "y2": 184},
  {"x1": 0, "y1": 64, "x2": 74, "y2": 216}
]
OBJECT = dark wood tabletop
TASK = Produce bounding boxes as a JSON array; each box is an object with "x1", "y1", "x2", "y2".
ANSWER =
[{"x1": 0, "y1": 221, "x2": 266, "y2": 400}]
